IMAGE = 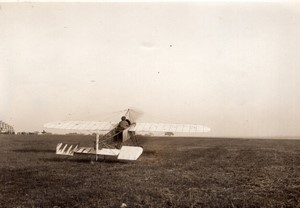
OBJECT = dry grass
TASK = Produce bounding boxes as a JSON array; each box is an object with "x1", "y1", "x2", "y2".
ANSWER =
[{"x1": 1, "y1": 134, "x2": 300, "y2": 207}]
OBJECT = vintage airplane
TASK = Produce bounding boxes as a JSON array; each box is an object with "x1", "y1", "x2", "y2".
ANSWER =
[{"x1": 44, "y1": 109, "x2": 210, "y2": 161}]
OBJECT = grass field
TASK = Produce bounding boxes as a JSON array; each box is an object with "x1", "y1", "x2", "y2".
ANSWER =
[{"x1": 0, "y1": 134, "x2": 300, "y2": 208}]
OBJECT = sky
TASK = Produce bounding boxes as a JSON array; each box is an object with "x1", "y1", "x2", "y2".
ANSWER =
[{"x1": 0, "y1": 1, "x2": 300, "y2": 137}]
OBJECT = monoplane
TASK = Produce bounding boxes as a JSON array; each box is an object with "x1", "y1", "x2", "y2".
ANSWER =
[{"x1": 44, "y1": 109, "x2": 210, "y2": 161}]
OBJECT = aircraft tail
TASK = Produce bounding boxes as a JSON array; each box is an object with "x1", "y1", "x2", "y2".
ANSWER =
[{"x1": 56, "y1": 143, "x2": 79, "y2": 156}]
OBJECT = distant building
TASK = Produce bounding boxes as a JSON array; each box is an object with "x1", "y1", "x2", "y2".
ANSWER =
[{"x1": 0, "y1": 121, "x2": 15, "y2": 134}]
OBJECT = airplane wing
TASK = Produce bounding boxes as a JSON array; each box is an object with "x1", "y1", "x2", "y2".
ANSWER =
[
  {"x1": 129, "y1": 123, "x2": 210, "y2": 133},
  {"x1": 44, "y1": 121, "x2": 117, "y2": 131},
  {"x1": 44, "y1": 121, "x2": 210, "y2": 133}
]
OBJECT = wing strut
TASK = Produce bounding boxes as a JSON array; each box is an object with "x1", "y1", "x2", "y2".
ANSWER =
[{"x1": 95, "y1": 134, "x2": 99, "y2": 161}]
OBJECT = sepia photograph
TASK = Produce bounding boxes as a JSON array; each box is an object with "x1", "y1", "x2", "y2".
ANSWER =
[{"x1": 1, "y1": 1, "x2": 300, "y2": 207}]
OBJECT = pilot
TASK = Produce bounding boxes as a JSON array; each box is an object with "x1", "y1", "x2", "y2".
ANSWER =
[
  {"x1": 118, "y1": 116, "x2": 130, "y2": 130},
  {"x1": 115, "y1": 116, "x2": 130, "y2": 147}
]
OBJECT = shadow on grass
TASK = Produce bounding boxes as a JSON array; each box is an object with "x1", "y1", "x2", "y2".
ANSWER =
[
  {"x1": 13, "y1": 149, "x2": 55, "y2": 153},
  {"x1": 142, "y1": 150, "x2": 157, "y2": 156},
  {"x1": 41, "y1": 157, "x2": 128, "y2": 164}
]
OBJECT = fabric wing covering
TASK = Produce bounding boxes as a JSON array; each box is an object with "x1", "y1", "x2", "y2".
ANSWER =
[
  {"x1": 44, "y1": 121, "x2": 117, "y2": 131},
  {"x1": 44, "y1": 121, "x2": 210, "y2": 133},
  {"x1": 129, "y1": 123, "x2": 210, "y2": 133},
  {"x1": 118, "y1": 146, "x2": 143, "y2": 160}
]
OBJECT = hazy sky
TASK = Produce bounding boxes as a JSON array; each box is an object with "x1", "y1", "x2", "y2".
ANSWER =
[{"x1": 1, "y1": 2, "x2": 300, "y2": 137}]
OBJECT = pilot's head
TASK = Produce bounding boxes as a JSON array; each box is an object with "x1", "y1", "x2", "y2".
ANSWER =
[{"x1": 121, "y1": 116, "x2": 126, "y2": 121}]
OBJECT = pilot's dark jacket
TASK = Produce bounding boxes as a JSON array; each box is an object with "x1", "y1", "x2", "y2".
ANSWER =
[{"x1": 118, "y1": 120, "x2": 129, "y2": 130}]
